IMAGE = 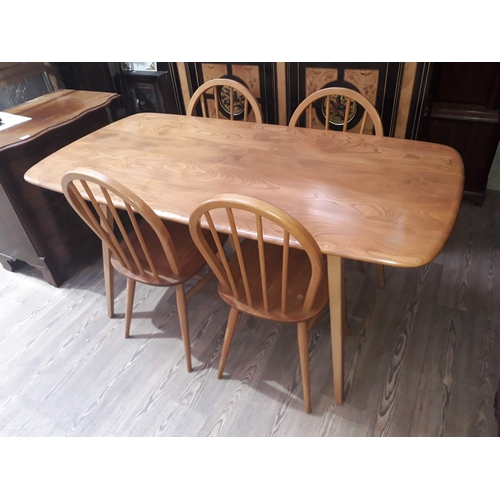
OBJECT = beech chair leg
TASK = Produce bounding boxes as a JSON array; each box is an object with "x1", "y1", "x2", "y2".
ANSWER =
[
  {"x1": 124, "y1": 278, "x2": 136, "y2": 339},
  {"x1": 176, "y1": 284, "x2": 192, "y2": 373},
  {"x1": 297, "y1": 322, "x2": 312, "y2": 414},
  {"x1": 218, "y1": 307, "x2": 239, "y2": 379},
  {"x1": 376, "y1": 264, "x2": 385, "y2": 288},
  {"x1": 100, "y1": 204, "x2": 115, "y2": 318}
]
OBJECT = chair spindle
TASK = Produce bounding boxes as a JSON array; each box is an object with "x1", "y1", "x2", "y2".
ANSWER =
[
  {"x1": 359, "y1": 109, "x2": 368, "y2": 134},
  {"x1": 79, "y1": 180, "x2": 132, "y2": 271},
  {"x1": 100, "y1": 186, "x2": 146, "y2": 277},
  {"x1": 213, "y1": 87, "x2": 220, "y2": 119},
  {"x1": 244, "y1": 98, "x2": 248, "y2": 122},
  {"x1": 281, "y1": 230, "x2": 290, "y2": 314},
  {"x1": 256, "y1": 214, "x2": 269, "y2": 312},
  {"x1": 230, "y1": 88, "x2": 234, "y2": 121},
  {"x1": 205, "y1": 212, "x2": 239, "y2": 298},
  {"x1": 343, "y1": 97, "x2": 351, "y2": 132},
  {"x1": 325, "y1": 96, "x2": 330, "y2": 131},
  {"x1": 226, "y1": 207, "x2": 252, "y2": 306},
  {"x1": 125, "y1": 202, "x2": 158, "y2": 279}
]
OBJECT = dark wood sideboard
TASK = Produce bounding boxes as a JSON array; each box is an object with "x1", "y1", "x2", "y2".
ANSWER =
[
  {"x1": 421, "y1": 63, "x2": 500, "y2": 205},
  {"x1": 0, "y1": 89, "x2": 119, "y2": 286}
]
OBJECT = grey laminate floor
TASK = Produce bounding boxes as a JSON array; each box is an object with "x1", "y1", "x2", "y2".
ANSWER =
[{"x1": 1, "y1": 192, "x2": 499, "y2": 437}]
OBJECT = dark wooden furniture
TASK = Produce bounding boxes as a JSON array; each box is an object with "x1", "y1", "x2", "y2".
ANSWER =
[
  {"x1": 422, "y1": 63, "x2": 500, "y2": 205},
  {"x1": 53, "y1": 62, "x2": 116, "y2": 94},
  {"x1": 0, "y1": 89, "x2": 119, "y2": 286},
  {"x1": 0, "y1": 62, "x2": 59, "y2": 111},
  {"x1": 119, "y1": 64, "x2": 184, "y2": 116}
]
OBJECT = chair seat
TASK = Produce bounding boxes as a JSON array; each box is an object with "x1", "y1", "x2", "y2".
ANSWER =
[
  {"x1": 218, "y1": 239, "x2": 329, "y2": 323},
  {"x1": 112, "y1": 220, "x2": 222, "y2": 286}
]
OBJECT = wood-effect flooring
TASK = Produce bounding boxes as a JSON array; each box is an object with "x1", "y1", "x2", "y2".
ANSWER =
[{"x1": 1, "y1": 192, "x2": 499, "y2": 437}]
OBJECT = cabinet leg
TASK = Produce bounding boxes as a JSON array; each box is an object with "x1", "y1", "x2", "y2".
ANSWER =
[
  {"x1": 0, "y1": 254, "x2": 22, "y2": 272},
  {"x1": 36, "y1": 256, "x2": 66, "y2": 287}
]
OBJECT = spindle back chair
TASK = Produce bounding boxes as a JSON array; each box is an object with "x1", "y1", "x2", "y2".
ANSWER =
[
  {"x1": 189, "y1": 194, "x2": 329, "y2": 413},
  {"x1": 289, "y1": 86, "x2": 383, "y2": 135},
  {"x1": 62, "y1": 168, "x2": 213, "y2": 372},
  {"x1": 186, "y1": 78, "x2": 263, "y2": 124},
  {"x1": 289, "y1": 87, "x2": 386, "y2": 287}
]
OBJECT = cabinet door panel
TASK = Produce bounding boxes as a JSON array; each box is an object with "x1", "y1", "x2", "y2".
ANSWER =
[{"x1": 286, "y1": 62, "x2": 404, "y2": 136}]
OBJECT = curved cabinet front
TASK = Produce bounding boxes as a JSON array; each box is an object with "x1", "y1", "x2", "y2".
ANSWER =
[{"x1": 0, "y1": 90, "x2": 119, "y2": 286}]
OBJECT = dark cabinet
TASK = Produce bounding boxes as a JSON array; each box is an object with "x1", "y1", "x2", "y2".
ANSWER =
[
  {"x1": 52, "y1": 62, "x2": 185, "y2": 117},
  {"x1": 0, "y1": 90, "x2": 119, "y2": 286},
  {"x1": 118, "y1": 63, "x2": 184, "y2": 116},
  {"x1": 53, "y1": 62, "x2": 116, "y2": 94},
  {"x1": 422, "y1": 63, "x2": 500, "y2": 205}
]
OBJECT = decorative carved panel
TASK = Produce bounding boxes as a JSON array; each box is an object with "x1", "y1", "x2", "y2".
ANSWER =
[
  {"x1": 286, "y1": 63, "x2": 404, "y2": 137},
  {"x1": 185, "y1": 63, "x2": 278, "y2": 124}
]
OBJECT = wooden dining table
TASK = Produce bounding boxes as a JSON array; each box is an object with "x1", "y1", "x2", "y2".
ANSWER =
[{"x1": 24, "y1": 112, "x2": 464, "y2": 405}]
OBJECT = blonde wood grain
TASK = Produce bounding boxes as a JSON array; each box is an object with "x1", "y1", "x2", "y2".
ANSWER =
[
  {"x1": 297, "y1": 321, "x2": 312, "y2": 413},
  {"x1": 328, "y1": 255, "x2": 344, "y2": 405},
  {"x1": 61, "y1": 168, "x2": 216, "y2": 372},
  {"x1": 189, "y1": 194, "x2": 330, "y2": 412},
  {"x1": 186, "y1": 78, "x2": 263, "y2": 124},
  {"x1": 100, "y1": 204, "x2": 115, "y2": 318},
  {"x1": 24, "y1": 113, "x2": 464, "y2": 406},
  {"x1": 25, "y1": 113, "x2": 463, "y2": 268},
  {"x1": 1, "y1": 193, "x2": 499, "y2": 435},
  {"x1": 289, "y1": 87, "x2": 387, "y2": 287}
]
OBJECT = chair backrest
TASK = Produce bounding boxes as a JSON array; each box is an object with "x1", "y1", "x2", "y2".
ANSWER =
[
  {"x1": 189, "y1": 194, "x2": 324, "y2": 317},
  {"x1": 62, "y1": 168, "x2": 183, "y2": 282},
  {"x1": 186, "y1": 78, "x2": 263, "y2": 124},
  {"x1": 289, "y1": 87, "x2": 383, "y2": 136}
]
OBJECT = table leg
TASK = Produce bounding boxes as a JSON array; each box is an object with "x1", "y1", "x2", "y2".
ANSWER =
[
  {"x1": 100, "y1": 204, "x2": 114, "y2": 318},
  {"x1": 327, "y1": 254, "x2": 343, "y2": 405}
]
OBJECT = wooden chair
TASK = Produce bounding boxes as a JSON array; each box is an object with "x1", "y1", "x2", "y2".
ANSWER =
[
  {"x1": 189, "y1": 194, "x2": 329, "y2": 413},
  {"x1": 61, "y1": 168, "x2": 216, "y2": 373},
  {"x1": 289, "y1": 87, "x2": 385, "y2": 288},
  {"x1": 186, "y1": 78, "x2": 263, "y2": 124}
]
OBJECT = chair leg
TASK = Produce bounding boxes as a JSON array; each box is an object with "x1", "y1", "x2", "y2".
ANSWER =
[
  {"x1": 297, "y1": 322, "x2": 311, "y2": 414},
  {"x1": 376, "y1": 264, "x2": 385, "y2": 288},
  {"x1": 100, "y1": 205, "x2": 115, "y2": 318},
  {"x1": 104, "y1": 263, "x2": 115, "y2": 318},
  {"x1": 176, "y1": 284, "x2": 192, "y2": 373},
  {"x1": 357, "y1": 260, "x2": 364, "y2": 272},
  {"x1": 124, "y1": 278, "x2": 136, "y2": 339},
  {"x1": 217, "y1": 307, "x2": 239, "y2": 379}
]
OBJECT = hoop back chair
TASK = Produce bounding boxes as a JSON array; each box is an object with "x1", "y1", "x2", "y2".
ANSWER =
[
  {"x1": 186, "y1": 78, "x2": 263, "y2": 124},
  {"x1": 62, "y1": 168, "x2": 216, "y2": 372},
  {"x1": 289, "y1": 86, "x2": 384, "y2": 135},
  {"x1": 189, "y1": 194, "x2": 329, "y2": 413},
  {"x1": 290, "y1": 87, "x2": 386, "y2": 288}
]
